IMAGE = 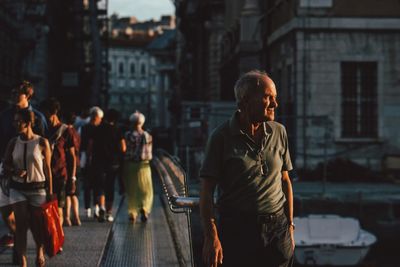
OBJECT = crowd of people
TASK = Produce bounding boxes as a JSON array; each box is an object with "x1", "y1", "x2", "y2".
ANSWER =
[{"x1": 0, "y1": 81, "x2": 154, "y2": 266}]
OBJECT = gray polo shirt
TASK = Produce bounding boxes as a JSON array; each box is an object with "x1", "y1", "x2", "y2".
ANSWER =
[{"x1": 200, "y1": 112, "x2": 293, "y2": 215}]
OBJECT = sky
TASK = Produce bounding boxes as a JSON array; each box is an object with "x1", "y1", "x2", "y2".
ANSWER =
[{"x1": 108, "y1": 0, "x2": 175, "y2": 21}]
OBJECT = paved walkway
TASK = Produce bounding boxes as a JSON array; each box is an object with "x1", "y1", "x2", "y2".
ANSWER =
[
  {"x1": 0, "y1": 197, "x2": 116, "y2": 267},
  {"x1": 0, "y1": 184, "x2": 180, "y2": 266},
  {"x1": 100, "y1": 196, "x2": 179, "y2": 267}
]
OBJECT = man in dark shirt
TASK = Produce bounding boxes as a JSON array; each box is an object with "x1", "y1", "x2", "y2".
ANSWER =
[
  {"x1": 80, "y1": 106, "x2": 103, "y2": 218},
  {"x1": 0, "y1": 81, "x2": 47, "y2": 258},
  {"x1": 200, "y1": 70, "x2": 295, "y2": 267},
  {"x1": 91, "y1": 109, "x2": 124, "y2": 222}
]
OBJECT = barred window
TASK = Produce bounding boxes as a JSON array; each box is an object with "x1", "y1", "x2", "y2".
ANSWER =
[{"x1": 341, "y1": 62, "x2": 377, "y2": 138}]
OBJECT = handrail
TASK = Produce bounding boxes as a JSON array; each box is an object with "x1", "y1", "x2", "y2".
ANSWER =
[
  {"x1": 171, "y1": 196, "x2": 200, "y2": 208},
  {"x1": 153, "y1": 157, "x2": 185, "y2": 213},
  {"x1": 154, "y1": 149, "x2": 212, "y2": 210},
  {"x1": 153, "y1": 149, "x2": 197, "y2": 267},
  {"x1": 153, "y1": 156, "x2": 179, "y2": 196}
]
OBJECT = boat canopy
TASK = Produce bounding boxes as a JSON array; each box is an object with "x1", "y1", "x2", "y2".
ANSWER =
[{"x1": 295, "y1": 214, "x2": 360, "y2": 245}]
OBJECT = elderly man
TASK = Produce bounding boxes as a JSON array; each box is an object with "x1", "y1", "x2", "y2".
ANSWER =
[
  {"x1": 80, "y1": 106, "x2": 104, "y2": 218},
  {"x1": 200, "y1": 70, "x2": 295, "y2": 267}
]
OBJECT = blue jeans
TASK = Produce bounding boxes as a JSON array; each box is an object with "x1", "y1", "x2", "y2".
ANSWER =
[{"x1": 218, "y1": 208, "x2": 294, "y2": 267}]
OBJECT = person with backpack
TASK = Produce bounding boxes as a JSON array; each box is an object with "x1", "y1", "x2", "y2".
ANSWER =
[{"x1": 41, "y1": 98, "x2": 77, "y2": 227}]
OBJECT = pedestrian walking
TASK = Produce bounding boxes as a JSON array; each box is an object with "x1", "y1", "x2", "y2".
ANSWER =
[
  {"x1": 41, "y1": 98, "x2": 77, "y2": 227},
  {"x1": 64, "y1": 112, "x2": 82, "y2": 226},
  {"x1": 80, "y1": 106, "x2": 103, "y2": 218},
  {"x1": 0, "y1": 81, "x2": 47, "y2": 263},
  {"x1": 2, "y1": 109, "x2": 52, "y2": 267},
  {"x1": 122, "y1": 111, "x2": 153, "y2": 223},
  {"x1": 90, "y1": 109, "x2": 124, "y2": 222}
]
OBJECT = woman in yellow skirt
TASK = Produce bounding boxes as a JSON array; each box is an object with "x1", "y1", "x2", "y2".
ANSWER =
[{"x1": 122, "y1": 111, "x2": 153, "y2": 223}]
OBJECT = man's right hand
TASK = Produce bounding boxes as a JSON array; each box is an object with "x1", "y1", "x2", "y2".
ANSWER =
[
  {"x1": 200, "y1": 179, "x2": 222, "y2": 266},
  {"x1": 202, "y1": 234, "x2": 223, "y2": 267}
]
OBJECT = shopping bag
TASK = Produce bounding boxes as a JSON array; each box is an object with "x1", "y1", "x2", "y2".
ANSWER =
[{"x1": 39, "y1": 198, "x2": 65, "y2": 257}]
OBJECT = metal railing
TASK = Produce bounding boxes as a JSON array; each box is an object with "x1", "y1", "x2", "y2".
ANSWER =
[
  {"x1": 153, "y1": 149, "x2": 199, "y2": 267},
  {"x1": 153, "y1": 150, "x2": 200, "y2": 209}
]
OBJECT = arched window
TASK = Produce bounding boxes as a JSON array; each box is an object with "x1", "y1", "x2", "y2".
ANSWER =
[
  {"x1": 141, "y1": 63, "x2": 146, "y2": 76},
  {"x1": 119, "y1": 62, "x2": 124, "y2": 76},
  {"x1": 130, "y1": 63, "x2": 136, "y2": 76}
]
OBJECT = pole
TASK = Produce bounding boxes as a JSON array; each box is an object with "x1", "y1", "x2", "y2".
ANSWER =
[
  {"x1": 185, "y1": 145, "x2": 190, "y2": 180},
  {"x1": 322, "y1": 125, "x2": 327, "y2": 196}
]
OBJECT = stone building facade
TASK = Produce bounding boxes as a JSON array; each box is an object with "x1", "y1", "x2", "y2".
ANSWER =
[
  {"x1": 108, "y1": 39, "x2": 157, "y2": 124},
  {"x1": 265, "y1": 0, "x2": 400, "y2": 171},
  {"x1": 108, "y1": 15, "x2": 176, "y2": 128},
  {"x1": 175, "y1": 0, "x2": 400, "y2": 175}
]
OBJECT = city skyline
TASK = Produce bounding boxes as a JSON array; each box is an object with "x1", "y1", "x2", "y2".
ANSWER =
[{"x1": 108, "y1": 0, "x2": 175, "y2": 21}]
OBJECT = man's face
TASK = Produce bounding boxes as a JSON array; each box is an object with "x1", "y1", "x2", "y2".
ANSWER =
[
  {"x1": 93, "y1": 115, "x2": 102, "y2": 126},
  {"x1": 11, "y1": 90, "x2": 29, "y2": 107},
  {"x1": 247, "y1": 77, "x2": 278, "y2": 123}
]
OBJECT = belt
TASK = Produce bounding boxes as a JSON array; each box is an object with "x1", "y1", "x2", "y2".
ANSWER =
[
  {"x1": 10, "y1": 180, "x2": 46, "y2": 191},
  {"x1": 219, "y1": 207, "x2": 285, "y2": 223},
  {"x1": 256, "y1": 208, "x2": 285, "y2": 223}
]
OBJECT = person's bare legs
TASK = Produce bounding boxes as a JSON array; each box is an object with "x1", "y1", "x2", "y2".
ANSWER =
[
  {"x1": 0, "y1": 205, "x2": 16, "y2": 234},
  {"x1": 58, "y1": 208, "x2": 64, "y2": 227},
  {"x1": 71, "y1": 196, "x2": 81, "y2": 225},
  {"x1": 64, "y1": 196, "x2": 72, "y2": 226},
  {"x1": 106, "y1": 201, "x2": 113, "y2": 216},
  {"x1": 30, "y1": 207, "x2": 45, "y2": 267},
  {"x1": 13, "y1": 201, "x2": 29, "y2": 267},
  {"x1": 97, "y1": 194, "x2": 106, "y2": 222},
  {"x1": 2, "y1": 206, "x2": 18, "y2": 264},
  {"x1": 99, "y1": 195, "x2": 105, "y2": 210}
]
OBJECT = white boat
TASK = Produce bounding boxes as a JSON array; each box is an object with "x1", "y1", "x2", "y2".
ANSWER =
[{"x1": 294, "y1": 214, "x2": 377, "y2": 266}]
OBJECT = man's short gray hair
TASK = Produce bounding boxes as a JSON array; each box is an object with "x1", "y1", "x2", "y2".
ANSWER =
[
  {"x1": 89, "y1": 106, "x2": 104, "y2": 119},
  {"x1": 129, "y1": 111, "x2": 145, "y2": 126},
  {"x1": 234, "y1": 70, "x2": 269, "y2": 104}
]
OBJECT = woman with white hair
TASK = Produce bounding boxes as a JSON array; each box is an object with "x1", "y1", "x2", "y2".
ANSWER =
[{"x1": 121, "y1": 111, "x2": 153, "y2": 223}]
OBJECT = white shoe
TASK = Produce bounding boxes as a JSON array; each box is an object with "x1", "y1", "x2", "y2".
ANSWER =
[
  {"x1": 106, "y1": 214, "x2": 114, "y2": 222},
  {"x1": 94, "y1": 205, "x2": 100, "y2": 218},
  {"x1": 86, "y1": 208, "x2": 92, "y2": 218}
]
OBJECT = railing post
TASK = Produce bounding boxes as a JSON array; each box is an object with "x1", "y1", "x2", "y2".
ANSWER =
[{"x1": 185, "y1": 145, "x2": 190, "y2": 180}]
